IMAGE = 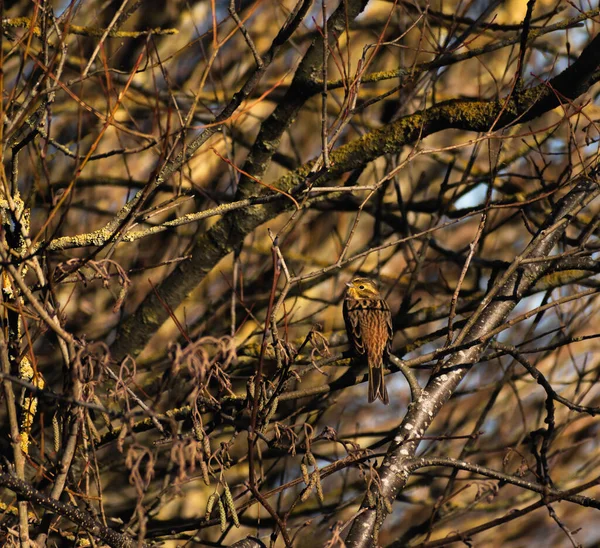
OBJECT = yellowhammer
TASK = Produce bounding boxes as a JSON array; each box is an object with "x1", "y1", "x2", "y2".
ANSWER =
[{"x1": 343, "y1": 277, "x2": 393, "y2": 404}]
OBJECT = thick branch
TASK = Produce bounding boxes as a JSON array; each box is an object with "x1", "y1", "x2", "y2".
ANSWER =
[{"x1": 0, "y1": 470, "x2": 142, "y2": 548}]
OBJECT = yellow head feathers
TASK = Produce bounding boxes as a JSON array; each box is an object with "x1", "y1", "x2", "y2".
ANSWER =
[{"x1": 345, "y1": 277, "x2": 381, "y2": 299}]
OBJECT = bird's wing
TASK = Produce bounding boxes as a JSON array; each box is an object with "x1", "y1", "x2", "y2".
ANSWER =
[
  {"x1": 343, "y1": 299, "x2": 366, "y2": 355},
  {"x1": 382, "y1": 299, "x2": 394, "y2": 355}
]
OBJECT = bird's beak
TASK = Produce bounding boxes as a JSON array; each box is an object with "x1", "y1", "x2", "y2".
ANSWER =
[{"x1": 345, "y1": 281, "x2": 352, "y2": 287}]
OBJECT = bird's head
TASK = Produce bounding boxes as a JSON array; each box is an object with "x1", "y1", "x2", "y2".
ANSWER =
[{"x1": 345, "y1": 277, "x2": 381, "y2": 299}]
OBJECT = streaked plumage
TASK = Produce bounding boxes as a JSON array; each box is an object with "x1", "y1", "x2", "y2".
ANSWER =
[{"x1": 343, "y1": 277, "x2": 393, "y2": 404}]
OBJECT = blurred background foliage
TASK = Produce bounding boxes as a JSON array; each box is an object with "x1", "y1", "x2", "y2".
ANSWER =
[{"x1": 0, "y1": 0, "x2": 600, "y2": 546}]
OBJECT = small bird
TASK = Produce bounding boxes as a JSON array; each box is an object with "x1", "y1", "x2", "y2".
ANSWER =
[{"x1": 343, "y1": 277, "x2": 393, "y2": 404}]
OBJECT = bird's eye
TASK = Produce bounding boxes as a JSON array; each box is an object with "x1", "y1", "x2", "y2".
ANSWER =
[{"x1": 359, "y1": 285, "x2": 365, "y2": 290}]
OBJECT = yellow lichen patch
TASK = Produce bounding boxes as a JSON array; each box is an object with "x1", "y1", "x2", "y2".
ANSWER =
[
  {"x1": 19, "y1": 357, "x2": 44, "y2": 453},
  {"x1": 2, "y1": 270, "x2": 15, "y2": 298},
  {"x1": 19, "y1": 355, "x2": 33, "y2": 382}
]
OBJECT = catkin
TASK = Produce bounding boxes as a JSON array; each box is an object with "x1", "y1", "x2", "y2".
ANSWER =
[
  {"x1": 52, "y1": 413, "x2": 60, "y2": 452},
  {"x1": 223, "y1": 483, "x2": 239, "y2": 527},
  {"x1": 205, "y1": 492, "x2": 218, "y2": 521},
  {"x1": 218, "y1": 497, "x2": 227, "y2": 532},
  {"x1": 300, "y1": 462, "x2": 310, "y2": 486},
  {"x1": 314, "y1": 471, "x2": 324, "y2": 503},
  {"x1": 265, "y1": 397, "x2": 279, "y2": 422},
  {"x1": 366, "y1": 488, "x2": 375, "y2": 507},
  {"x1": 300, "y1": 478, "x2": 314, "y2": 502},
  {"x1": 200, "y1": 459, "x2": 210, "y2": 485}
]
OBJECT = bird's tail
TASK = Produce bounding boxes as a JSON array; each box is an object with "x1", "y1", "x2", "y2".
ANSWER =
[{"x1": 368, "y1": 362, "x2": 389, "y2": 405}]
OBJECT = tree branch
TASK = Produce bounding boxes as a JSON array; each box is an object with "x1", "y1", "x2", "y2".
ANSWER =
[{"x1": 111, "y1": 32, "x2": 600, "y2": 362}]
